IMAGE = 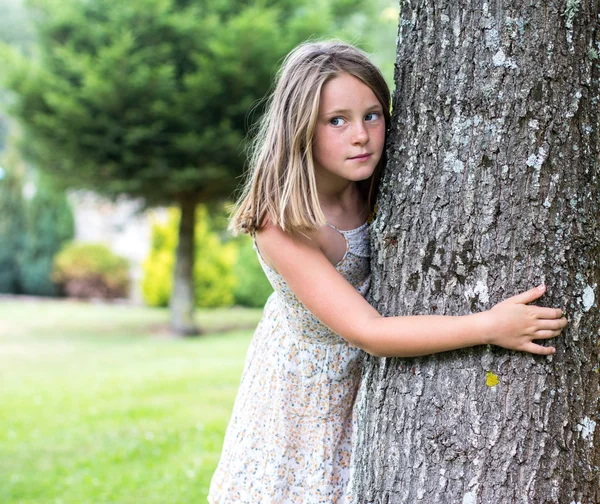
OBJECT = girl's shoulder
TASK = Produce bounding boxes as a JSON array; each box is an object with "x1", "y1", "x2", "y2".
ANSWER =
[{"x1": 255, "y1": 220, "x2": 321, "y2": 273}]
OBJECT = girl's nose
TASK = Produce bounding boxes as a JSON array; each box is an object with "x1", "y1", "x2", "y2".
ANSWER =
[{"x1": 352, "y1": 123, "x2": 369, "y2": 144}]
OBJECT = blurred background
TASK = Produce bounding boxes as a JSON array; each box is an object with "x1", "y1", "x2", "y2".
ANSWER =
[{"x1": 0, "y1": 0, "x2": 398, "y2": 501}]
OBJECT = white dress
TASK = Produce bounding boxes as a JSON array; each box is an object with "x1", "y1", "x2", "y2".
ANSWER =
[{"x1": 208, "y1": 222, "x2": 370, "y2": 503}]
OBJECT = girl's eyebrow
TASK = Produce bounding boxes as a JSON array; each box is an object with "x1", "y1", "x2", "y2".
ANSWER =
[{"x1": 323, "y1": 104, "x2": 383, "y2": 116}]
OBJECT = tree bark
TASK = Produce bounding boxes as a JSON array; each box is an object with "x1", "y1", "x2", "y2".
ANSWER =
[
  {"x1": 352, "y1": 1, "x2": 600, "y2": 502},
  {"x1": 170, "y1": 196, "x2": 198, "y2": 336}
]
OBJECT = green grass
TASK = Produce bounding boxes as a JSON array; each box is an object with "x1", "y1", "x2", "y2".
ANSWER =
[{"x1": 0, "y1": 299, "x2": 261, "y2": 504}]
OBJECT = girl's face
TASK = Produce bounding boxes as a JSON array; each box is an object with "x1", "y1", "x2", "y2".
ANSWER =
[{"x1": 312, "y1": 73, "x2": 385, "y2": 191}]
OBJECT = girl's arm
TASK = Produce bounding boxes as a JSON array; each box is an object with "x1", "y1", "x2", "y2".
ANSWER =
[{"x1": 256, "y1": 223, "x2": 567, "y2": 358}]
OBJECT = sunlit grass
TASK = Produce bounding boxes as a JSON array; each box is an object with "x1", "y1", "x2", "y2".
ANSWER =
[{"x1": 0, "y1": 299, "x2": 260, "y2": 503}]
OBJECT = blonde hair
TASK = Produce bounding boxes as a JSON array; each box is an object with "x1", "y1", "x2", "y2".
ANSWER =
[{"x1": 229, "y1": 40, "x2": 391, "y2": 236}]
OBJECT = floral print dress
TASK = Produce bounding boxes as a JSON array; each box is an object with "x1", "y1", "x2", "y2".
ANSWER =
[{"x1": 208, "y1": 221, "x2": 370, "y2": 504}]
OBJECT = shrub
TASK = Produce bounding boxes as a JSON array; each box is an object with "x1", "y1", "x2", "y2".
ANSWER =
[
  {"x1": 141, "y1": 209, "x2": 177, "y2": 307},
  {"x1": 142, "y1": 205, "x2": 238, "y2": 308},
  {"x1": 53, "y1": 242, "x2": 129, "y2": 299},
  {"x1": 19, "y1": 177, "x2": 74, "y2": 296},
  {"x1": 233, "y1": 235, "x2": 273, "y2": 308},
  {"x1": 194, "y1": 206, "x2": 238, "y2": 308}
]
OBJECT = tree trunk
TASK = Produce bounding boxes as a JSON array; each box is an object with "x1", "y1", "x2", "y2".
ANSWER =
[
  {"x1": 170, "y1": 197, "x2": 198, "y2": 336},
  {"x1": 351, "y1": 1, "x2": 600, "y2": 502}
]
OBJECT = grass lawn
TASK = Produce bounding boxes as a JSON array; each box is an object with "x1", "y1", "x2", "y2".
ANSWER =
[{"x1": 0, "y1": 298, "x2": 262, "y2": 504}]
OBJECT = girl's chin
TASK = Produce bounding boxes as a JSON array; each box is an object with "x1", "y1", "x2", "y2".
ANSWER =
[{"x1": 351, "y1": 168, "x2": 377, "y2": 182}]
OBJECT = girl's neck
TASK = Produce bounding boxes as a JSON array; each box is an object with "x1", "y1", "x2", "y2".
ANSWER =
[
  {"x1": 318, "y1": 182, "x2": 367, "y2": 226},
  {"x1": 318, "y1": 181, "x2": 356, "y2": 206}
]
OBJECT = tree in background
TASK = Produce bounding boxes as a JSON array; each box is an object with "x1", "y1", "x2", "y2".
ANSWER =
[
  {"x1": 352, "y1": 1, "x2": 599, "y2": 502},
  {"x1": 0, "y1": 0, "x2": 376, "y2": 334},
  {"x1": 19, "y1": 174, "x2": 74, "y2": 296},
  {"x1": 0, "y1": 126, "x2": 75, "y2": 297},
  {"x1": 0, "y1": 141, "x2": 25, "y2": 294}
]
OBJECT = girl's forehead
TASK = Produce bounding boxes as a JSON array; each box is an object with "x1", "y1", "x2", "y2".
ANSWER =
[{"x1": 319, "y1": 73, "x2": 380, "y2": 112}]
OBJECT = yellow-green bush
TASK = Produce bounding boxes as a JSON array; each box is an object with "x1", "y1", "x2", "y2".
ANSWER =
[
  {"x1": 194, "y1": 207, "x2": 238, "y2": 307},
  {"x1": 142, "y1": 206, "x2": 238, "y2": 308},
  {"x1": 141, "y1": 209, "x2": 177, "y2": 307}
]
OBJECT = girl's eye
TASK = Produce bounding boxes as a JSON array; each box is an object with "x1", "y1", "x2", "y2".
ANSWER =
[
  {"x1": 330, "y1": 117, "x2": 345, "y2": 126},
  {"x1": 365, "y1": 112, "x2": 381, "y2": 121}
]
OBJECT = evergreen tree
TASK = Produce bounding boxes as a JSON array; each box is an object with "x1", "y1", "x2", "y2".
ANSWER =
[
  {"x1": 1, "y1": 0, "x2": 369, "y2": 334},
  {"x1": 0, "y1": 162, "x2": 25, "y2": 294},
  {"x1": 19, "y1": 175, "x2": 74, "y2": 296}
]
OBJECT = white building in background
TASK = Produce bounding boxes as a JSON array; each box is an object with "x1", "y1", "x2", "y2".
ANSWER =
[{"x1": 68, "y1": 191, "x2": 166, "y2": 304}]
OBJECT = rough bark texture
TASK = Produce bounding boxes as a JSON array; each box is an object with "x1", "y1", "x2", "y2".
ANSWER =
[
  {"x1": 352, "y1": 1, "x2": 600, "y2": 502},
  {"x1": 170, "y1": 197, "x2": 198, "y2": 336}
]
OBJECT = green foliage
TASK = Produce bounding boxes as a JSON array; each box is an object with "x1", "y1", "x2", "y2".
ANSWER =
[
  {"x1": 370, "y1": 0, "x2": 400, "y2": 87},
  {"x1": 0, "y1": 126, "x2": 74, "y2": 297},
  {"x1": 194, "y1": 206, "x2": 238, "y2": 308},
  {"x1": 0, "y1": 141, "x2": 25, "y2": 294},
  {"x1": 233, "y1": 235, "x2": 273, "y2": 308},
  {"x1": 53, "y1": 242, "x2": 130, "y2": 299},
  {"x1": 19, "y1": 176, "x2": 74, "y2": 296},
  {"x1": 142, "y1": 206, "x2": 238, "y2": 308},
  {"x1": 141, "y1": 209, "x2": 177, "y2": 307},
  {"x1": 0, "y1": 0, "x2": 368, "y2": 206},
  {"x1": 0, "y1": 115, "x2": 8, "y2": 153}
]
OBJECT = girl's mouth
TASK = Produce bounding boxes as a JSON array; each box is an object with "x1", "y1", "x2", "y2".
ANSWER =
[{"x1": 349, "y1": 153, "x2": 371, "y2": 161}]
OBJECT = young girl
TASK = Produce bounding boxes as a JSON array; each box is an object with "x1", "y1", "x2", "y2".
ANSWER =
[{"x1": 208, "y1": 40, "x2": 567, "y2": 503}]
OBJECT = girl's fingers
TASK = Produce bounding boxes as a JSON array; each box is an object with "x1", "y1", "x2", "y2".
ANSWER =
[
  {"x1": 522, "y1": 342, "x2": 555, "y2": 355},
  {"x1": 533, "y1": 329, "x2": 562, "y2": 339},
  {"x1": 506, "y1": 284, "x2": 546, "y2": 304},
  {"x1": 537, "y1": 317, "x2": 567, "y2": 331},
  {"x1": 534, "y1": 307, "x2": 563, "y2": 319}
]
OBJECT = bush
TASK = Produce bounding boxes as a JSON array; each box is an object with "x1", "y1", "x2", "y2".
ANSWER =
[
  {"x1": 142, "y1": 205, "x2": 238, "y2": 308},
  {"x1": 233, "y1": 235, "x2": 273, "y2": 308},
  {"x1": 53, "y1": 242, "x2": 129, "y2": 299},
  {"x1": 194, "y1": 206, "x2": 238, "y2": 308},
  {"x1": 141, "y1": 209, "x2": 177, "y2": 307},
  {"x1": 19, "y1": 177, "x2": 74, "y2": 296}
]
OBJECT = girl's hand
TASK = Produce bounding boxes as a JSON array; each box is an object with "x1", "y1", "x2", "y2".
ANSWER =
[{"x1": 484, "y1": 284, "x2": 567, "y2": 355}]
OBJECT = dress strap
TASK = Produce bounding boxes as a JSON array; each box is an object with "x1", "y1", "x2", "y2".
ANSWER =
[
  {"x1": 326, "y1": 222, "x2": 342, "y2": 233},
  {"x1": 325, "y1": 221, "x2": 369, "y2": 235}
]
